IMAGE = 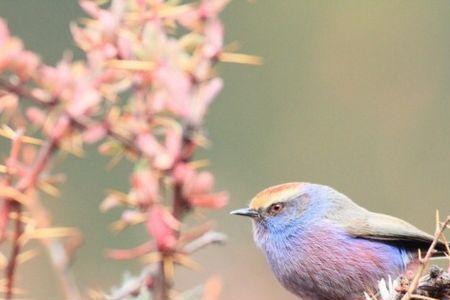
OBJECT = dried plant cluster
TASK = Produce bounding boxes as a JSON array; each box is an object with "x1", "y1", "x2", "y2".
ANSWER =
[
  {"x1": 365, "y1": 215, "x2": 450, "y2": 300},
  {"x1": 0, "y1": 1, "x2": 258, "y2": 299}
]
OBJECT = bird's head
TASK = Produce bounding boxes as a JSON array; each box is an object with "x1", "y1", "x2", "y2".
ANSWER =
[{"x1": 231, "y1": 182, "x2": 330, "y2": 247}]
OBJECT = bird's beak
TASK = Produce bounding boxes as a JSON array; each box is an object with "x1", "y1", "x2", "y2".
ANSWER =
[{"x1": 230, "y1": 208, "x2": 260, "y2": 218}]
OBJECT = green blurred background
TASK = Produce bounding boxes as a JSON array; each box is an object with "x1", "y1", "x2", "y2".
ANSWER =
[{"x1": 1, "y1": 1, "x2": 450, "y2": 299}]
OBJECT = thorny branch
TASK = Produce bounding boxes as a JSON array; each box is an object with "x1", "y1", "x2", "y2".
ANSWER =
[
  {"x1": 0, "y1": 0, "x2": 256, "y2": 299},
  {"x1": 0, "y1": 78, "x2": 138, "y2": 155},
  {"x1": 366, "y1": 214, "x2": 450, "y2": 300},
  {"x1": 5, "y1": 203, "x2": 22, "y2": 300},
  {"x1": 3, "y1": 138, "x2": 58, "y2": 299},
  {"x1": 401, "y1": 215, "x2": 450, "y2": 300},
  {"x1": 106, "y1": 230, "x2": 226, "y2": 300}
]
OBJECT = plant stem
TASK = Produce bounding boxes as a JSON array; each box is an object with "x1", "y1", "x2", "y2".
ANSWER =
[
  {"x1": 152, "y1": 185, "x2": 188, "y2": 300},
  {"x1": 5, "y1": 203, "x2": 22, "y2": 300},
  {"x1": 151, "y1": 133, "x2": 194, "y2": 300},
  {"x1": 153, "y1": 258, "x2": 170, "y2": 300},
  {"x1": 401, "y1": 216, "x2": 450, "y2": 300}
]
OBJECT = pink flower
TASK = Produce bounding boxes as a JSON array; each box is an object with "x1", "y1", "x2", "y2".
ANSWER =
[
  {"x1": 70, "y1": 23, "x2": 98, "y2": 52},
  {"x1": 174, "y1": 163, "x2": 228, "y2": 209},
  {"x1": 0, "y1": 93, "x2": 18, "y2": 114},
  {"x1": 146, "y1": 205, "x2": 178, "y2": 251},
  {"x1": 202, "y1": 19, "x2": 223, "y2": 58},
  {"x1": 79, "y1": 0, "x2": 124, "y2": 37},
  {"x1": 117, "y1": 35, "x2": 133, "y2": 59},
  {"x1": 189, "y1": 192, "x2": 228, "y2": 209},
  {"x1": 74, "y1": 0, "x2": 126, "y2": 66},
  {"x1": 131, "y1": 169, "x2": 159, "y2": 206},
  {"x1": 136, "y1": 130, "x2": 181, "y2": 170},
  {"x1": 136, "y1": 133, "x2": 163, "y2": 158},
  {"x1": 82, "y1": 123, "x2": 107, "y2": 144},
  {"x1": 0, "y1": 0, "x2": 231, "y2": 288},
  {"x1": 67, "y1": 82, "x2": 101, "y2": 117},
  {"x1": 40, "y1": 60, "x2": 73, "y2": 96},
  {"x1": 185, "y1": 171, "x2": 214, "y2": 195},
  {"x1": 0, "y1": 18, "x2": 10, "y2": 44},
  {"x1": 153, "y1": 128, "x2": 182, "y2": 170},
  {"x1": 79, "y1": 0, "x2": 101, "y2": 18},
  {"x1": 146, "y1": 90, "x2": 166, "y2": 114},
  {"x1": 11, "y1": 50, "x2": 40, "y2": 80},
  {"x1": 153, "y1": 62, "x2": 192, "y2": 117},
  {"x1": 71, "y1": 24, "x2": 117, "y2": 66},
  {"x1": 199, "y1": 0, "x2": 230, "y2": 19},
  {"x1": 50, "y1": 115, "x2": 71, "y2": 140},
  {"x1": 0, "y1": 36, "x2": 22, "y2": 73},
  {"x1": 0, "y1": 19, "x2": 40, "y2": 79},
  {"x1": 173, "y1": 163, "x2": 195, "y2": 183},
  {"x1": 40, "y1": 60, "x2": 102, "y2": 118},
  {"x1": 189, "y1": 77, "x2": 223, "y2": 124},
  {"x1": 178, "y1": 0, "x2": 229, "y2": 28},
  {"x1": 26, "y1": 107, "x2": 46, "y2": 126},
  {"x1": 0, "y1": 200, "x2": 9, "y2": 241}
]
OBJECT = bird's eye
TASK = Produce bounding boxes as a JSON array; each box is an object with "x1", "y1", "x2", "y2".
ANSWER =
[{"x1": 268, "y1": 203, "x2": 285, "y2": 215}]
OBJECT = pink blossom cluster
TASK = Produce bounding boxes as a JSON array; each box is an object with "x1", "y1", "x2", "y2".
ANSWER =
[
  {"x1": 0, "y1": 20, "x2": 39, "y2": 81},
  {"x1": 0, "y1": 0, "x2": 247, "y2": 299}
]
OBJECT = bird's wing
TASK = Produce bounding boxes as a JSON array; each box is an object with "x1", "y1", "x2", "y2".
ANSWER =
[{"x1": 340, "y1": 211, "x2": 447, "y2": 252}]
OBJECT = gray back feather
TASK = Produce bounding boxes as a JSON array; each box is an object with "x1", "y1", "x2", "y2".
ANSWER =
[{"x1": 322, "y1": 185, "x2": 447, "y2": 252}]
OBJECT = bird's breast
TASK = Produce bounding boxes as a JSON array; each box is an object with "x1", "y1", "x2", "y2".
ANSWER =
[{"x1": 261, "y1": 223, "x2": 411, "y2": 300}]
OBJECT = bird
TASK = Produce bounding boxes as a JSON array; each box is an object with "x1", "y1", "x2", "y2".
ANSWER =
[{"x1": 230, "y1": 182, "x2": 448, "y2": 300}]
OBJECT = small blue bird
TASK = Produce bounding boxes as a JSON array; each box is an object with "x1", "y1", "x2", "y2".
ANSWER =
[{"x1": 231, "y1": 182, "x2": 448, "y2": 300}]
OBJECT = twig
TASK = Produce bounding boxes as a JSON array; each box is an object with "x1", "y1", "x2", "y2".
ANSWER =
[
  {"x1": 0, "y1": 77, "x2": 52, "y2": 106},
  {"x1": 153, "y1": 259, "x2": 170, "y2": 300},
  {"x1": 2, "y1": 130, "x2": 83, "y2": 299},
  {"x1": 106, "y1": 242, "x2": 154, "y2": 260},
  {"x1": 172, "y1": 182, "x2": 190, "y2": 223},
  {"x1": 24, "y1": 141, "x2": 82, "y2": 300},
  {"x1": 401, "y1": 216, "x2": 450, "y2": 300},
  {"x1": 46, "y1": 240, "x2": 83, "y2": 300},
  {"x1": 3, "y1": 137, "x2": 57, "y2": 299},
  {"x1": 152, "y1": 134, "x2": 196, "y2": 300},
  {"x1": 0, "y1": 77, "x2": 144, "y2": 299},
  {"x1": 106, "y1": 265, "x2": 157, "y2": 300},
  {"x1": 4, "y1": 203, "x2": 23, "y2": 300},
  {"x1": 183, "y1": 231, "x2": 227, "y2": 254},
  {"x1": 410, "y1": 295, "x2": 439, "y2": 300},
  {"x1": 0, "y1": 78, "x2": 141, "y2": 156}
]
